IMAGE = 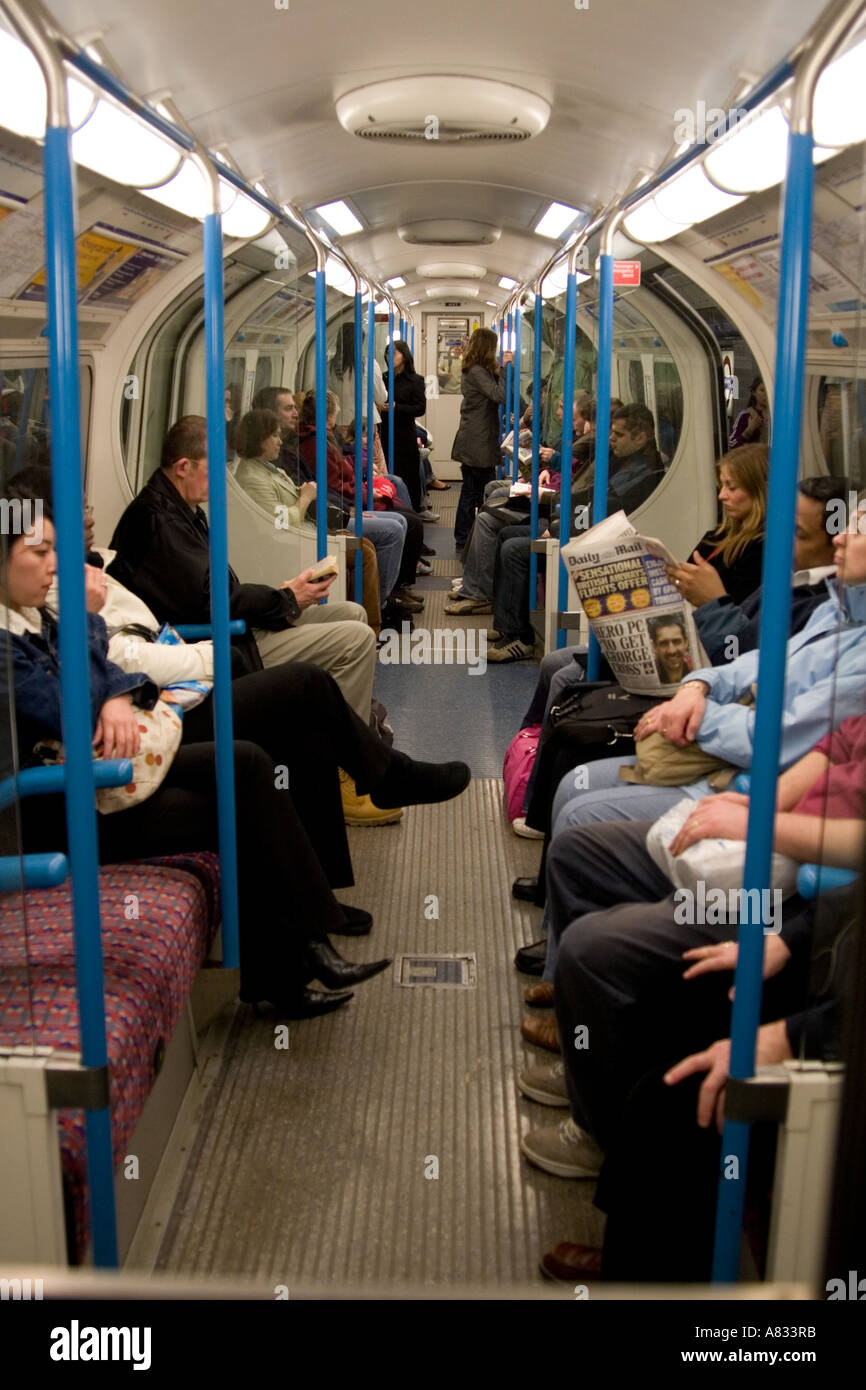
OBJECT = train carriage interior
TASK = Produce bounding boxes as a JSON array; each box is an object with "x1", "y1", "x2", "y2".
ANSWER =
[{"x1": 1, "y1": 0, "x2": 865, "y2": 1326}]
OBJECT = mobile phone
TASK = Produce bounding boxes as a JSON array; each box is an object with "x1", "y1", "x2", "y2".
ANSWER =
[{"x1": 307, "y1": 554, "x2": 338, "y2": 583}]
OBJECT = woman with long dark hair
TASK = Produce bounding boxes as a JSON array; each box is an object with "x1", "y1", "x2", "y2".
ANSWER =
[
  {"x1": 380, "y1": 339, "x2": 427, "y2": 512},
  {"x1": 328, "y1": 321, "x2": 387, "y2": 431},
  {"x1": 728, "y1": 376, "x2": 769, "y2": 449},
  {"x1": 451, "y1": 327, "x2": 513, "y2": 549}
]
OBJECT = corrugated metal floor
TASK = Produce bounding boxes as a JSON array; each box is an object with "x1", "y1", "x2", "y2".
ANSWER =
[{"x1": 153, "y1": 489, "x2": 605, "y2": 1288}]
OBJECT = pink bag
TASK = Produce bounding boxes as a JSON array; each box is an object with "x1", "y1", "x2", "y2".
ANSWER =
[{"x1": 502, "y1": 724, "x2": 541, "y2": 822}]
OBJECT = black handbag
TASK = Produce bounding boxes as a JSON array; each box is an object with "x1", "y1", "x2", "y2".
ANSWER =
[{"x1": 525, "y1": 681, "x2": 662, "y2": 836}]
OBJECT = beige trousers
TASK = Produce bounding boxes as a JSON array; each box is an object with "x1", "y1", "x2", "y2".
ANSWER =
[{"x1": 253, "y1": 601, "x2": 375, "y2": 722}]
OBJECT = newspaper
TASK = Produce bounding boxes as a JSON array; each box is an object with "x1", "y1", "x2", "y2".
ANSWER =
[{"x1": 560, "y1": 510, "x2": 709, "y2": 696}]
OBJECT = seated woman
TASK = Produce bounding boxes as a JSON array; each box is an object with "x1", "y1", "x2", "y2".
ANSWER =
[
  {"x1": 298, "y1": 390, "x2": 424, "y2": 621},
  {"x1": 341, "y1": 416, "x2": 413, "y2": 512},
  {"x1": 665, "y1": 444, "x2": 768, "y2": 608},
  {"x1": 232, "y1": 407, "x2": 381, "y2": 633},
  {"x1": 0, "y1": 488, "x2": 470, "y2": 1019}
]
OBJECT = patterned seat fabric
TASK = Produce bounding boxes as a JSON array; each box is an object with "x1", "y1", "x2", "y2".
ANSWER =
[{"x1": 0, "y1": 852, "x2": 221, "y2": 1261}]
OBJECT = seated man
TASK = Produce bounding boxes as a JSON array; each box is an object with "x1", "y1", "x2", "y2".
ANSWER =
[
  {"x1": 108, "y1": 415, "x2": 377, "y2": 725},
  {"x1": 520, "y1": 718, "x2": 864, "y2": 1278},
  {"x1": 445, "y1": 395, "x2": 592, "y2": 617}
]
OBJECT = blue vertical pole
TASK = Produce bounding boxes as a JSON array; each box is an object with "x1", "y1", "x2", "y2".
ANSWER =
[
  {"x1": 314, "y1": 269, "x2": 328, "y2": 560},
  {"x1": 498, "y1": 316, "x2": 506, "y2": 442},
  {"x1": 504, "y1": 310, "x2": 513, "y2": 473},
  {"x1": 410, "y1": 323, "x2": 415, "y2": 356},
  {"x1": 44, "y1": 121, "x2": 117, "y2": 1268},
  {"x1": 202, "y1": 208, "x2": 240, "y2": 971},
  {"x1": 587, "y1": 250, "x2": 615, "y2": 679},
  {"x1": 387, "y1": 308, "x2": 395, "y2": 472},
  {"x1": 556, "y1": 269, "x2": 578, "y2": 649},
  {"x1": 512, "y1": 303, "x2": 522, "y2": 483},
  {"x1": 353, "y1": 289, "x2": 363, "y2": 603},
  {"x1": 711, "y1": 128, "x2": 815, "y2": 1283},
  {"x1": 529, "y1": 291, "x2": 543, "y2": 597},
  {"x1": 366, "y1": 298, "x2": 376, "y2": 511}
]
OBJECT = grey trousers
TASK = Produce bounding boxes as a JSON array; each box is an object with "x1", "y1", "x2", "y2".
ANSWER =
[{"x1": 458, "y1": 502, "x2": 530, "y2": 600}]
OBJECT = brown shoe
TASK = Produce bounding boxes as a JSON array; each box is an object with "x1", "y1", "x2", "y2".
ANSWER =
[
  {"x1": 521, "y1": 1014, "x2": 560, "y2": 1052},
  {"x1": 524, "y1": 980, "x2": 555, "y2": 1007},
  {"x1": 540, "y1": 1242, "x2": 603, "y2": 1283}
]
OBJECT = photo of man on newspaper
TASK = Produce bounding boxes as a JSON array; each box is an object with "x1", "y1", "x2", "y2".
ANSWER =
[
  {"x1": 561, "y1": 510, "x2": 708, "y2": 696},
  {"x1": 648, "y1": 613, "x2": 694, "y2": 684}
]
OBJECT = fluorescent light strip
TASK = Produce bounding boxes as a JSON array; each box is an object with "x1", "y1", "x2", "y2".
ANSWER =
[
  {"x1": 534, "y1": 201, "x2": 582, "y2": 239},
  {"x1": 314, "y1": 199, "x2": 364, "y2": 236}
]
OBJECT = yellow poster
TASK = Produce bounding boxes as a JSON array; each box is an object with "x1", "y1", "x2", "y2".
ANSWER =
[{"x1": 18, "y1": 229, "x2": 135, "y2": 302}]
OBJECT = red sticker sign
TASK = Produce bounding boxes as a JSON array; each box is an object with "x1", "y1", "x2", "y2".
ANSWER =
[{"x1": 613, "y1": 260, "x2": 641, "y2": 287}]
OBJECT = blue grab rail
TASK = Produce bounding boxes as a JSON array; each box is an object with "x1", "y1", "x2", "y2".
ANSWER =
[
  {"x1": 556, "y1": 269, "x2": 578, "y2": 649},
  {"x1": 711, "y1": 126, "x2": 817, "y2": 1285},
  {"x1": 202, "y1": 207, "x2": 240, "y2": 971},
  {"x1": 314, "y1": 267, "x2": 328, "y2": 562},
  {"x1": 353, "y1": 288, "x2": 364, "y2": 604},
  {"x1": 587, "y1": 251, "x2": 615, "y2": 680},
  {"x1": 529, "y1": 292, "x2": 543, "y2": 598},
  {"x1": 386, "y1": 308, "x2": 395, "y2": 472},
  {"x1": 366, "y1": 298, "x2": 376, "y2": 511},
  {"x1": 0, "y1": 853, "x2": 68, "y2": 892},
  {"x1": 511, "y1": 304, "x2": 523, "y2": 484},
  {"x1": 173, "y1": 620, "x2": 246, "y2": 640}
]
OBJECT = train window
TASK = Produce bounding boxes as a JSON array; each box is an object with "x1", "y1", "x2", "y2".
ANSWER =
[
  {"x1": 816, "y1": 376, "x2": 866, "y2": 479},
  {"x1": 0, "y1": 364, "x2": 92, "y2": 486}
]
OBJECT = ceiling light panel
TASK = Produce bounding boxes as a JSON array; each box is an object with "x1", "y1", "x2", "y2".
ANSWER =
[
  {"x1": 314, "y1": 199, "x2": 364, "y2": 235},
  {"x1": 416, "y1": 262, "x2": 486, "y2": 279},
  {"x1": 534, "y1": 201, "x2": 583, "y2": 239}
]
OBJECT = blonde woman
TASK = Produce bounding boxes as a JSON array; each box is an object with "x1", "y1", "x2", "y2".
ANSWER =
[{"x1": 665, "y1": 444, "x2": 769, "y2": 607}]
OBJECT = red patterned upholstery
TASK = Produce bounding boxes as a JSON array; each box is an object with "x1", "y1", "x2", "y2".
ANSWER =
[{"x1": 0, "y1": 852, "x2": 221, "y2": 1261}]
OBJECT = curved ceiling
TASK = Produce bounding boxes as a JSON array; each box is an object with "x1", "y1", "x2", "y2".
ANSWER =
[{"x1": 44, "y1": 0, "x2": 829, "y2": 304}]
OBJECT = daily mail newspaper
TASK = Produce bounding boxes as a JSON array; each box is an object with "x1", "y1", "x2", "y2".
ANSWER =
[{"x1": 560, "y1": 511, "x2": 709, "y2": 696}]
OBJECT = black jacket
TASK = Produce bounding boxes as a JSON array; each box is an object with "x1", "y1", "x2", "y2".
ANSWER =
[
  {"x1": 451, "y1": 365, "x2": 508, "y2": 470},
  {"x1": 695, "y1": 533, "x2": 764, "y2": 607},
  {"x1": 108, "y1": 468, "x2": 299, "y2": 674},
  {"x1": 381, "y1": 368, "x2": 426, "y2": 470}
]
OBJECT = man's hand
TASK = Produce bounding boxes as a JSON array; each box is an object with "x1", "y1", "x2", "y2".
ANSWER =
[
  {"x1": 539, "y1": 446, "x2": 555, "y2": 463},
  {"x1": 634, "y1": 682, "x2": 709, "y2": 746},
  {"x1": 664, "y1": 1021, "x2": 793, "y2": 1131},
  {"x1": 84, "y1": 563, "x2": 107, "y2": 613},
  {"x1": 538, "y1": 468, "x2": 551, "y2": 488},
  {"x1": 93, "y1": 694, "x2": 140, "y2": 761},
  {"x1": 682, "y1": 935, "x2": 791, "y2": 1001},
  {"x1": 665, "y1": 551, "x2": 726, "y2": 607},
  {"x1": 282, "y1": 569, "x2": 338, "y2": 610},
  {"x1": 668, "y1": 794, "x2": 750, "y2": 854}
]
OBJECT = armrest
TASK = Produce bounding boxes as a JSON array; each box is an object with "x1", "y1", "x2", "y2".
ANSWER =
[
  {"x1": 0, "y1": 852, "x2": 68, "y2": 892},
  {"x1": 173, "y1": 620, "x2": 247, "y2": 639},
  {"x1": 796, "y1": 864, "x2": 858, "y2": 900},
  {"x1": 0, "y1": 760, "x2": 133, "y2": 812}
]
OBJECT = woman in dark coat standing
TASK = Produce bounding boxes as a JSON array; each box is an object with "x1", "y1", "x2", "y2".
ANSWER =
[
  {"x1": 381, "y1": 339, "x2": 427, "y2": 512},
  {"x1": 451, "y1": 327, "x2": 514, "y2": 549}
]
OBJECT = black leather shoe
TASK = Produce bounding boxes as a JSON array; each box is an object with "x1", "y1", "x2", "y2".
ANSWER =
[
  {"x1": 514, "y1": 938, "x2": 547, "y2": 975},
  {"x1": 512, "y1": 875, "x2": 539, "y2": 903},
  {"x1": 420, "y1": 544, "x2": 436, "y2": 556},
  {"x1": 243, "y1": 987, "x2": 353, "y2": 1019},
  {"x1": 370, "y1": 750, "x2": 470, "y2": 810},
  {"x1": 333, "y1": 903, "x2": 373, "y2": 936},
  {"x1": 307, "y1": 939, "x2": 390, "y2": 988}
]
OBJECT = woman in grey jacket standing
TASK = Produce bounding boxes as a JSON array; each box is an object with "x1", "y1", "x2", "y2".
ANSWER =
[{"x1": 451, "y1": 327, "x2": 513, "y2": 548}]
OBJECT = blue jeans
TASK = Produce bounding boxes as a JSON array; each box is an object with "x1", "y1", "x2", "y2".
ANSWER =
[
  {"x1": 459, "y1": 506, "x2": 528, "y2": 600},
  {"x1": 360, "y1": 511, "x2": 406, "y2": 602}
]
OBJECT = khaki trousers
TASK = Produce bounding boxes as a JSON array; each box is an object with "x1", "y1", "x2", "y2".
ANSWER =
[{"x1": 253, "y1": 600, "x2": 375, "y2": 722}]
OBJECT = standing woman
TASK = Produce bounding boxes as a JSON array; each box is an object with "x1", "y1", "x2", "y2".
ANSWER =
[
  {"x1": 729, "y1": 376, "x2": 770, "y2": 449},
  {"x1": 329, "y1": 321, "x2": 387, "y2": 435},
  {"x1": 451, "y1": 327, "x2": 514, "y2": 550},
  {"x1": 381, "y1": 339, "x2": 427, "y2": 512}
]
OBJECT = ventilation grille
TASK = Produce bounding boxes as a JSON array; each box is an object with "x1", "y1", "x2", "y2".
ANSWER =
[{"x1": 355, "y1": 123, "x2": 531, "y2": 144}]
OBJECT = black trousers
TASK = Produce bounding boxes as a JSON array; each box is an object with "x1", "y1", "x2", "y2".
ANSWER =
[
  {"x1": 19, "y1": 663, "x2": 395, "y2": 998},
  {"x1": 455, "y1": 465, "x2": 495, "y2": 546},
  {"x1": 550, "y1": 821, "x2": 811, "y2": 1151},
  {"x1": 182, "y1": 660, "x2": 391, "y2": 889},
  {"x1": 21, "y1": 741, "x2": 342, "y2": 999},
  {"x1": 394, "y1": 507, "x2": 424, "y2": 588}
]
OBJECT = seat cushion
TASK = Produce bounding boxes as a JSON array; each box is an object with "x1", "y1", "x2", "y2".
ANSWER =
[{"x1": 0, "y1": 852, "x2": 221, "y2": 1260}]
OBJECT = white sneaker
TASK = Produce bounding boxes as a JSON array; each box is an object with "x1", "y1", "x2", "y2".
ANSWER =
[{"x1": 512, "y1": 816, "x2": 545, "y2": 840}]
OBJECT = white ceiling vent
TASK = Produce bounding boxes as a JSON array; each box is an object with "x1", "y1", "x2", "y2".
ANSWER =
[
  {"x1": 399, "y1": 220, "x2": 501, "y2": 245},
  {"x1": 425, "y1": 284, "x2": 480, "y2": 299},
  {"x1": 335, "y1": 77, "x2": 550, "y2": 144},
  {"x1": 416, "y1": 262, "x2": 486, "y2": 279}
]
